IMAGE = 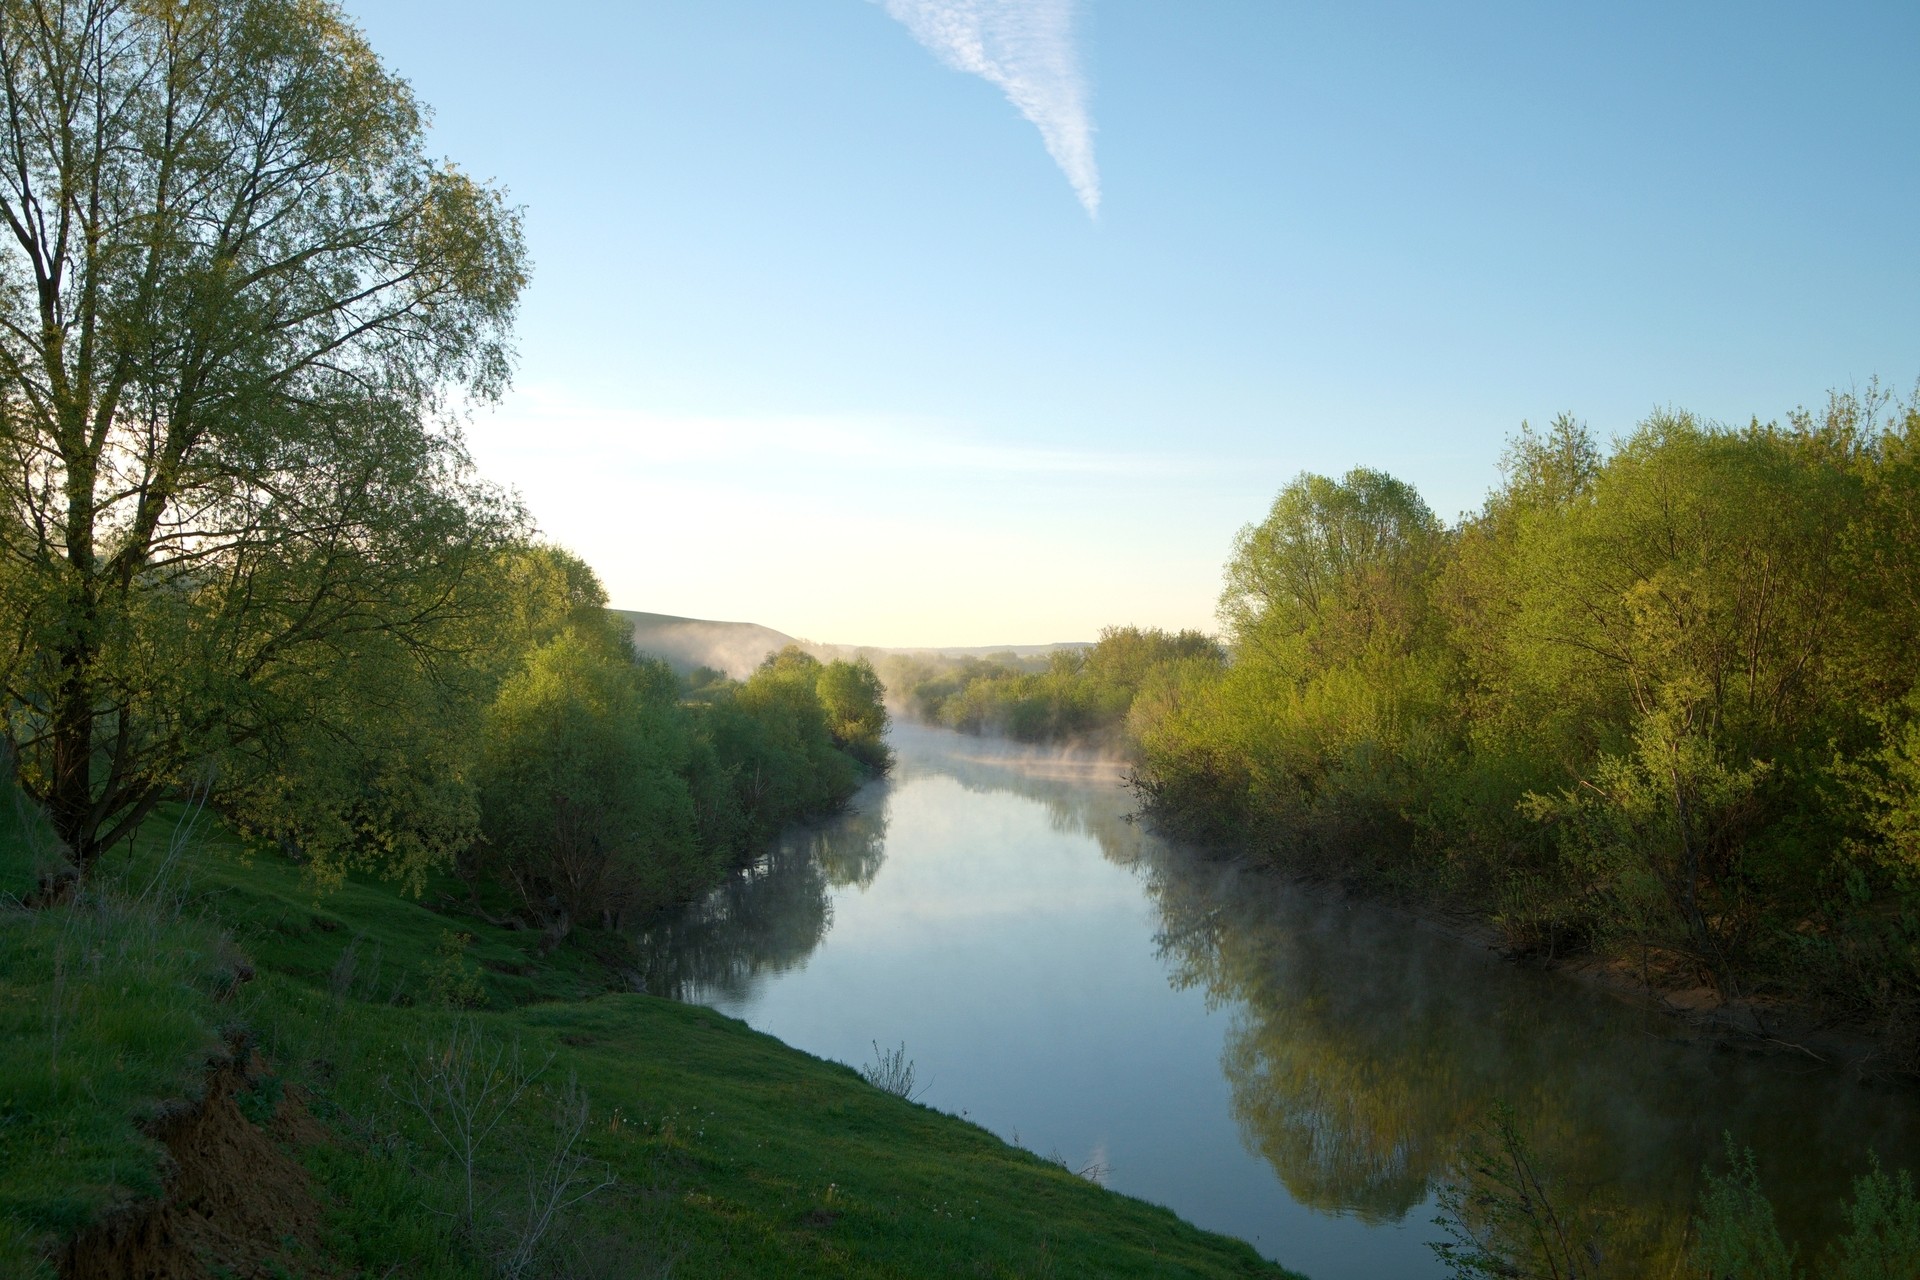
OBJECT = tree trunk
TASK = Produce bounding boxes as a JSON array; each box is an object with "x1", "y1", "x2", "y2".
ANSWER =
[
  {"x1": 539, "y1": 908, "x2": 572, "y2": 954},
  {"x1": 48, "y1": 622, "x2": 100, "y2": 873}
]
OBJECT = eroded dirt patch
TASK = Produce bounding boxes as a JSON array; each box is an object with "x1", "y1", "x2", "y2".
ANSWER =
[{"x1": 62, "y1": 1055, "x2": 325, "y2": 1280}]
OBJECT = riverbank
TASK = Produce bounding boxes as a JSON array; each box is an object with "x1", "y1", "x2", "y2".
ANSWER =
[
  {"x1": 0, "y1": 790, "x2": 1298, "y2": 1280},
  {"x1": 652, "y1": 722, "x2": 1920, "y2": 1276},
  {"x1": 1205, "y1": 852, "x2": 1912, "y2": 1085},
  {"x1": 907, "y1": 708, "x2": 1910, "y2": 1081}
]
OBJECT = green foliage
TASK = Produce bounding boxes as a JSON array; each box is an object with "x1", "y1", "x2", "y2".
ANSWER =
[
  {"x1": 1220, "y1": 467, "x2": 1441, "y2": 665},
  {"x1": 1130, "y1": 467, "x2": 1458, "y2": 866},
  {"x1": 727, "y1": 648, "x2": 867, "y2": 812},
  {"x1": 1131, "y1": 387, "x2": 1920, "y2": 1038},
  {"x1": 468, "y1": 637, "x2": 877, "y2": 941},
  {"x1": 0, "y1": 0, "x2": 529, "y2": 874},
  {"x1": 1432, "y1": 1105, "x2": 1609, "y2": 1280},
  {"x1": 1826, "y1": 1157, "x2": 1920, "y2": 1280},
  {"x1": 816, "y1": 657, "x2": 894, "y2": 772},
  {"x1": 1520, "y1": 709, "x2": 1773, "y2": 984},
  {"x1": 475, "y1": 628, "x2": 702, "y2": 940},
  {"x1": 425, "y1": 931, "x2": 490, "y2": 1010},
  {"x1": 210, "y1": 542, "x2": 615, "y2": 898},
  {"x1": 879, "y1": 651, "x2": 1047, "y2": 725},
  {"x1": 1847, "y1": 691, "x2": 1920, "y2": 884},
  {"x1": 1689, "y1": 1139, "x2": 1798, "y2": 1280},
  {"x1": 888, "y1": 629, "x2": 1224, "y2": 750}
]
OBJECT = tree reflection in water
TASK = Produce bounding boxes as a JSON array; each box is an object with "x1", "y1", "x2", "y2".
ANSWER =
[
  {"x1": 1126, "y1": 839, "x2": 1920, "y2": 1266},
  {"x1": 897, "y1": 729, "x2": 1920, "y2": 1266},
  {"x1": 894, "y1": 731, "x2": 1142, "y2": 853},
  {"x1": 629, "y1": 790, "x2": 890, "y2": 1002},
  {"x1": 633, "y1": 726, "x2": 1920, "y2": 1270}
]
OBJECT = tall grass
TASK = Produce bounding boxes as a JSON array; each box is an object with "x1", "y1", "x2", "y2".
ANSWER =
[{"x1": 0, "y1": 788, "x2": 236, "y2": 1278}]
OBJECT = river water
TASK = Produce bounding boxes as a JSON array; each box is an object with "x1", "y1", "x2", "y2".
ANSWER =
[{"x1": 634, "y1": 724, "x2": 1920, "y2": 1278}]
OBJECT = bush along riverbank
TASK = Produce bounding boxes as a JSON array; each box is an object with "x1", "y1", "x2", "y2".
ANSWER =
[
  {"x1": 1135, "y1": 394, "x2": 1920, "y2": 1072},
  {"x1": 877, "y1": 627, "x2": 1223, "y2": 749},
  {"x1": 894, "y1": 390, "x2": 1920, "y2": 1075},
  {"x1": 0, "y1": 774, "x2": 1299, "y2": 1279}
]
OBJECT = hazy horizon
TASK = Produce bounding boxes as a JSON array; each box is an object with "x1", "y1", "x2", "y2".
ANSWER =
[
  {"x1": 345, "y1": 2, "x2": 1918, "y2": 647},
  {"x1": 616, "y1": 605, "x2": 1098, "y2": 669}
]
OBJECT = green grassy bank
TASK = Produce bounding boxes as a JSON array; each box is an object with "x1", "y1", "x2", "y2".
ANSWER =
[{"x1": 0, "y1": 789, "x2": 1299, "y2": 1279}]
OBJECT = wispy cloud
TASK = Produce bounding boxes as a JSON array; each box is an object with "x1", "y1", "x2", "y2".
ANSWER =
[{"x1": 878, "y1": 0, "x2": 1100, "y2": 217}]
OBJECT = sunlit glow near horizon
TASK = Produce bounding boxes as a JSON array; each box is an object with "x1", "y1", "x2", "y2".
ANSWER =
[
  {"x1": 466, "y1": 386, "x2": 1236, "y2": 648},
  {"x1": 348, "y1": 2, "x2": 1920, "y2": 649}
]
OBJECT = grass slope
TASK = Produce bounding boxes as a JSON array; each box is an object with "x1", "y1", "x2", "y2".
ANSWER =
[
  {"x1": 2, "y1": 793, "x2": 1304, "y2": 1279},
  {"x1": 0, "y1": 794, "x2": 234, "y2": 1273}
]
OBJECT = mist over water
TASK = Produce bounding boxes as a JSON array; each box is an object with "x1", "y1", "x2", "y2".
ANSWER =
[{"x1": 633, "y1": 724, "x2": 1920, "y2": 1278}]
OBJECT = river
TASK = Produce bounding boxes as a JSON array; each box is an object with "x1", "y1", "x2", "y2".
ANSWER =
[{"x1": 633, "y1": 723, "x2": 1920, "y2": 1278}]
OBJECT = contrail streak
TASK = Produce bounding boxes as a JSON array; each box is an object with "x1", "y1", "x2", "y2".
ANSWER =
[{"x1": 879, "y1": 0, "x2": 1100, "y2": 217}]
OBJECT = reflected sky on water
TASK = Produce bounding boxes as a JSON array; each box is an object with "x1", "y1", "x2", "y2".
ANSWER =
[{"x1": 632, "y1": 724, "x2": 1920, "y2": 1279}]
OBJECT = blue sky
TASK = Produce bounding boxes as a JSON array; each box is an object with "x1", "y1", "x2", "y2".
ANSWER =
[{"x1": 344, "y1": 1, "x2": 1919, "y2": 647}]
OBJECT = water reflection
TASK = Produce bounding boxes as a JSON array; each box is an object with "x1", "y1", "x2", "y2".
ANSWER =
[
  {"x1": 895, "y1": 731, "x2": 1138, "y2": 848},
  {"x1": 1127, "y1": 835, "x2": 1920, "y2": 1262},
  {"x1": 632, "y1": 793, "x2": 890, "y2": 1001},
  {"x1": 639, "y1": 725, "x2": 1920, "y2": 1273}
]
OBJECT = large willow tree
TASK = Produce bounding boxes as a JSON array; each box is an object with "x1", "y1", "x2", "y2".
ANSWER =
[{"x1": 0, "y1": 0, "x2": 526, "y2": 871}]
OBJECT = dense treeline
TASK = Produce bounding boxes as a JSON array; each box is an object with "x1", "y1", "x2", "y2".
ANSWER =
[
  {"x1": 462, "y1": 558, "x2": 890, "y2": 944},
  {"x1": 7, "y1": 510, "x2": 890, "y2": 944},
  {"x1": 884, "y1": 627, "x2": 1223, "y2": 745},
  {"x1": 0, "y1": 0, "x2": 886, "y2": 944},
  {"x1": 1126, "y1": 390, "x2": 1920, "y2": 1046}
]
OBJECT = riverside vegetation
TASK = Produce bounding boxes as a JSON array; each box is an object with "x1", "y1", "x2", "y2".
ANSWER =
[
  {"x1": 878, "y1": 628, "x2": 1223, "y2": 748},
  {"x1": 0, "y1": 768, "x2": 1295, "y2": 1278},
  {"x1": 0, "y1": 2, "x2": 1290, "y2": 1275},
  {"x1": 897, "y1": 392, "x2": 1920, "y2": 1061},
  {"x1": 888, "y1": 392, "x2": 1920, "y2": 1275}
]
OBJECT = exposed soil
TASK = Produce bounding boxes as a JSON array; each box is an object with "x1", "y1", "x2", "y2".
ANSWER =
[{"x1": 62, "y1": 1050, "x2": 328, "y2": 1280}]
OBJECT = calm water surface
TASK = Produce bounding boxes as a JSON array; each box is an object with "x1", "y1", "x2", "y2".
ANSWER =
[{"x1": 635, "y1": 724, "x2": 1920, "y2": 1278}]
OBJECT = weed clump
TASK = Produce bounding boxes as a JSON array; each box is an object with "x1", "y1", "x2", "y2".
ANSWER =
[
  {"x1": 859, "y1": 1040, "x2": 924, "y2": 1101},
  {"x1": 389, "y1": 1016, "x2": 616, "y2": 1277}
]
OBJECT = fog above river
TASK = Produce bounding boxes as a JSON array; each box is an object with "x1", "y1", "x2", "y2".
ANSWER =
[{"x1": 633, "y1": 724, "x2": 1920, "y2": 1278}]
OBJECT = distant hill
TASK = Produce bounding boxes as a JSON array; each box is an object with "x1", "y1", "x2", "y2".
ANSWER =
[
  {"x1": 614, "y1": 610, "x2": 806, "y2": 679},
  {"x1": 613, "y1": 609, "x2": 1088, "y2": 680}
]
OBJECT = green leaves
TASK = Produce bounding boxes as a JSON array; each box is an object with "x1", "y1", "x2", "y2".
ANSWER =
[
  {"x1": 0, "y1": 0, "x2": 529, "y2": 868},
  {"x1": 1221, "y1": 467, "x2": 1441, "y2": 659},
  {"x1": 1129, "y1": 386, "x2": 1920, "y2": 1043},
  {"x1": 815, "y1": 657, "x2": 892, "y2": 773},
  {"x1": 474, "y1": 627, "x2": 698, "y2": 939}
]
